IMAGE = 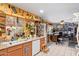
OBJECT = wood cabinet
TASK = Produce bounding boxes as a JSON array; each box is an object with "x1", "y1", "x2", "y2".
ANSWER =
[
  {"x1": 23, "y1": 41, "x2": 32, "y2": 56},
  {"x1": 0, "y1": 49, "x2": 7, "y2": 56},
  {"x1": 40, "y1": 37, "x2": 45, "y2": 51},
  {"x1": 7, "y1": 48, "x2": 23, "y2": 56},
  {"x1": 0, "y1": 4, "x2": 41, "y2": 21},
  {"x1": 0, "y1": 38, "x2": 45, "y2": 56},
  {"x1": 0, "y1": 16, "x2": 6, "y2": 35},
  {"x1": 52, "y1": 35, "x2": 58, "y2": 42},
  {"x1": 0, "y1": 42, "x2": 32, "y2": 56},
  {"x1": 7, "y1": 44, "x2": 23, "y2": 56},
  {"x1": 47, "y1": 35, "x2": 58, "y2": 42},
  {"x1": 47, "y1": 35, "x2": 52, "y2": 42}
]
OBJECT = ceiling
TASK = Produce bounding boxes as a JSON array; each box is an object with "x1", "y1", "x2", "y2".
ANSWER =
[{"x1": 11, "y1": 3, "x2": 79, "y2": 23}]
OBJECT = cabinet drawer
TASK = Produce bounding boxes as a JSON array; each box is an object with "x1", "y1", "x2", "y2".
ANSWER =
[
  {"x1": 7, "y1": 44, "x2": 23, "y2": 52},
  {"x1": 23, "y1": 41, "x2": 32, "y2": 46},
  {"x1": 7, "y1": 48, "x2": 23, "y2": 56}
]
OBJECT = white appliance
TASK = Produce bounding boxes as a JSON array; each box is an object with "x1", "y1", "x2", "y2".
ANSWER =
[{"x1": 32, "y1": 39, "x2": 40, "y2": 56}]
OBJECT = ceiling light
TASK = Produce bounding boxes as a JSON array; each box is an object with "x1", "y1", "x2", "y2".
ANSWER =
[{"x1": 40, "y1": 10, "x2": 44, "y2": 14}]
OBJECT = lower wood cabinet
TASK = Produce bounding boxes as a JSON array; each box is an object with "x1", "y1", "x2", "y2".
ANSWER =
[
  {"x1": 23, "y1": 41, "x2": 32, "y2": 56},
  {"x1": 7, "y1": 48, "x2": 23, "y2": 56},
  {"x1": 52, "y1": 35, "x2": 58, "y2": 42},
  {"x1": 40, "y1": 37, "x2": 45, "y2": 50},
  {"x1": 0, "y1": 42, "x2": 32, "y2": 56},
  {"x1": 0, "y1": 49, "x2": 7, "y2": 56},
  {"x1": 7, "y1": 44, "x2": 23, "y2": 56},
  {"x1": 0, "y1": 54, "x2": 7, "y2": 56}
]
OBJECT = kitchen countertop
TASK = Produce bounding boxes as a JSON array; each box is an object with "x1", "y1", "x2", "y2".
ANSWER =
[{"x1": 0, "y1": 36, "x2": 45, "y2": 50}]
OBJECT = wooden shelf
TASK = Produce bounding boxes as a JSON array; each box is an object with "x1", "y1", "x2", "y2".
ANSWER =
[
  {"x1": 0, "y1": 16, "x2": 6, "y2": 33},
  {"x1": 0, "y1": 3, "x2": 41, "y2": 22}
]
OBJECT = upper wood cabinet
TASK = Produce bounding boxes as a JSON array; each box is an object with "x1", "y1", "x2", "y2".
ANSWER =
[
  {"x1": 0, "y1": 4, "x2": 13, "y2": 14},
  {"x1": 0, "y1": 15, "x2": 6, "y2": 35},
  {"x1": 0, "y1": 3, "x2": 41, "y2": 21}
]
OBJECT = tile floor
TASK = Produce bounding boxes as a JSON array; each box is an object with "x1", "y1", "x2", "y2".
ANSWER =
[{"x1": 36, "y1": 41, "x2": 78, "y2": 56}]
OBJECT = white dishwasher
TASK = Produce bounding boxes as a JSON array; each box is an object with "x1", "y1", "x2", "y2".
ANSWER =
[{"x1": 32, "y1": 39, "x2": 40, "y2": 56}]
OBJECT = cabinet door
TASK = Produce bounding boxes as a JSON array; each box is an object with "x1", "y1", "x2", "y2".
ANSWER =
[
  {"x1": 52, "y1": 35, "x2": 58, "y2": 42},
  {"x1": 23, "y1": 42, "x2": 32, "y2": 56},
  {"x1": 7, "y1": 45, "x2": 23, "y2": 56},
  {"x1": 7, "y1": 48, "x2": 23, "y2": 56},
  {"x1": 0, "y1": 49, "x2": 7, "y2": 56},
  {"x1": 40, "y1": 38, "x2": 45, "y2": 50},
  {"x1": 24, "y1": 45, "x2": 32, "y2": 56}
]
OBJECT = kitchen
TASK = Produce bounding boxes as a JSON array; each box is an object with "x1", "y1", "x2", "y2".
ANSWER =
[
  {"x1": 0, "y1": 3, "x2": 48, "y2": 56},
  {"x1": 0, "y1": 3, "x2": 79, "y2": 56}
]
